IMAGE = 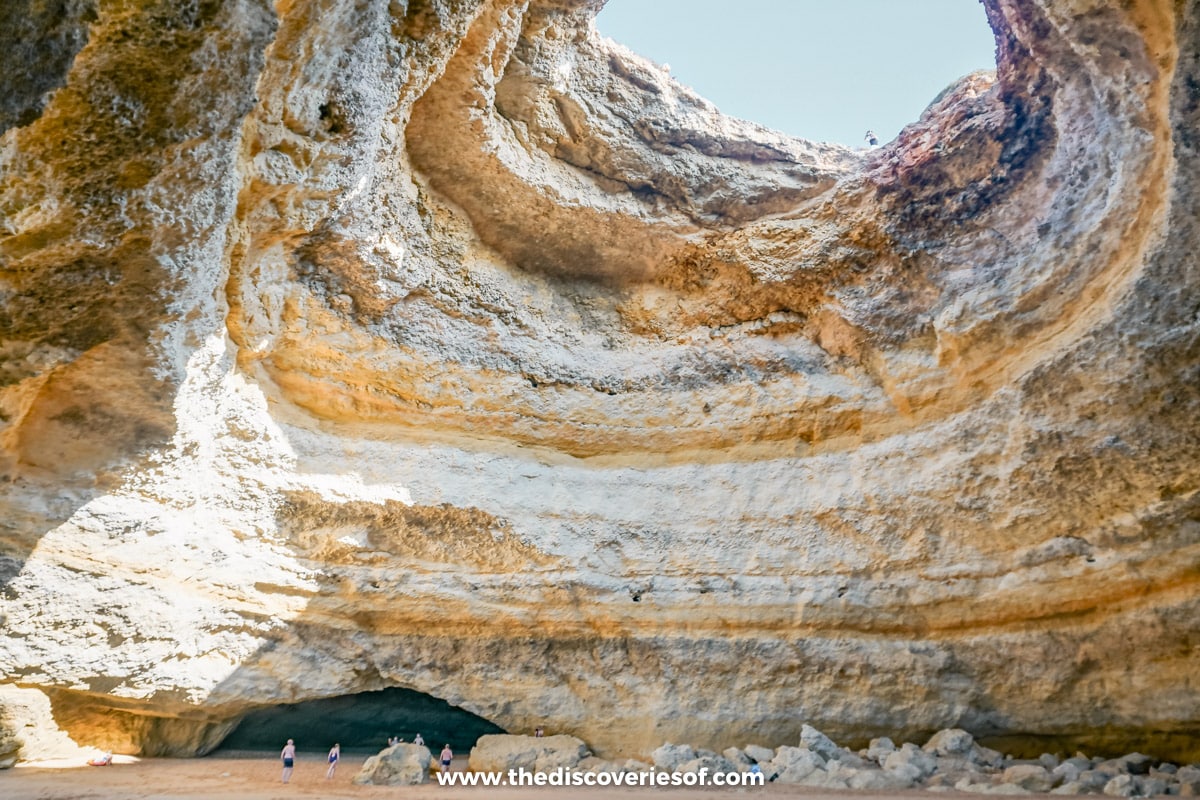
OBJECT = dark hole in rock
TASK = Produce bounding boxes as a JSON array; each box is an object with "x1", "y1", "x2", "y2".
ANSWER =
[{"x1": 216, "y1": 687, "x2": 505, "y2": 755}]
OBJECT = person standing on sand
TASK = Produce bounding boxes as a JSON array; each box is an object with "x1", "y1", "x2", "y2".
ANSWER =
[
  {"x1": 326, "y1": 743, "x2": 340, "y2": 779},
  {"x1": 440, "y1": 744, "x2": 453, "y2": 773},
  {"x1": 280, "y1": 739, "x2": 296, "y2": 783}
]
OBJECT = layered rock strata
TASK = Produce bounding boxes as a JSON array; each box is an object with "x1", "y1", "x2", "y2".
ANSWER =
[{"x1": 1, "y1": 0, "x2": 1198, "y2": 763}]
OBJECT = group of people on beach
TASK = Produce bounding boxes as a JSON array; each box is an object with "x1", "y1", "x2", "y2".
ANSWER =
[{"x1": 278, "y1": 736, "x2": 456, "y2": 782}]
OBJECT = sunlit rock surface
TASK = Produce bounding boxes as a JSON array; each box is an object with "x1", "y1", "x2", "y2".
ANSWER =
[{"x1": 1, "y1": 0, "x2": 1198, "y2": 762}]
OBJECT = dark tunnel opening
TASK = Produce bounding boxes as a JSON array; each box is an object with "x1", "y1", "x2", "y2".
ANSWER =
[{"x1": 215, "y1": 687, "x2": 505, "y2": 755}]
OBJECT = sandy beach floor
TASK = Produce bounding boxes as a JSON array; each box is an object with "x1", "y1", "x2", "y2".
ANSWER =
[{"x1": 2, "y1": 753, "x2": 943, "y2": 799}]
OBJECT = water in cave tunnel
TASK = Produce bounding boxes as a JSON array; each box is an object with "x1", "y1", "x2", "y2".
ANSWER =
[{"x1": 215, "y1": 687, "x2": 505, "y2": 754}]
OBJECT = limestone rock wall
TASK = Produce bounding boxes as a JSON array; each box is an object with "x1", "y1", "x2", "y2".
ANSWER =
[{"x1": 1, "y1": 0, "x2": 1198, "y2": 762}]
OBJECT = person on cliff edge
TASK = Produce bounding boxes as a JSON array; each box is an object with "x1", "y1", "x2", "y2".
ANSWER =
[{"x1": 280, "y1": 739, "x2": 296, "y2": 783}]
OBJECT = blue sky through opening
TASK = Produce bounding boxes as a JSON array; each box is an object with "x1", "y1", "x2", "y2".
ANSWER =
[{"x1": 594, "y1": 0, "x2": 997, "y2": 147}]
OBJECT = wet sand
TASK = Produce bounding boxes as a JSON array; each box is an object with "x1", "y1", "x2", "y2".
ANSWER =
[{"x1": 2, "y1": 753, "x2": 941, "y2": 799}]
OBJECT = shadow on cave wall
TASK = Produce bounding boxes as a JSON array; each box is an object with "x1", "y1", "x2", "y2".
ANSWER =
[
  {"x1": 215, "y1": 687, "x2": 504, "y2": 755},
  {"x1": 0, "y1": 0, "x2": 94, "y2": 135}
]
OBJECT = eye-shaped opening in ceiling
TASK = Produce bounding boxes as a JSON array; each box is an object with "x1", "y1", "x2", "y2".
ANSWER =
[{"x1": 593, "y1": 0, "x2": 998, "y2": 147}]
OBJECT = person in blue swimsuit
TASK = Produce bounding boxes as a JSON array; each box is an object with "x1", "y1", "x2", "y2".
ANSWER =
[{"x1": 326, "y1": 743, "x2": 340, "y2": 779}]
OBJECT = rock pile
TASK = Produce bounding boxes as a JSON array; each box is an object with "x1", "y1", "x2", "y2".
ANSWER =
[{"x1": 491, "y1": 726, "x2": 1200, "y2": 796}]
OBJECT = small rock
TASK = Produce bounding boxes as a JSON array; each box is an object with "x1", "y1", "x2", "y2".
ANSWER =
[
  {"x1": 1050, "y1": 780, "x2": 1088, "y2": 795},
  {"x1": 842, "y1": 764, "x2": 917, "y2": 790},
  {"x1": 937, "y1": 754, "x2": 987, "y2": 778},
  {"x1": 623, "y1": 759, "x2": 652, "y2": 772},
  {"x1": 723, "y1": 747, "x2": 751, "y2": 769},
  {"x1": 1103, "y1": 774, "x2": 1137, "y2": 797},
  {"x1": 1002, "y1": 764, "x2": 1059, "y2": 792},
  {"x1": 1179, "y1": 781, "x2": 1200, "y2": 797},
  {"x1": 1052, "y1": 762, "x2": 1082, "y2": 784},
  {"x1": 651, "y1": 742, "x2": 696, "y2": 771},
  {"x1": 743, "y1": 744, "x2": 774, "y2": 764},
  {"x1": 1098, "y1": 754, "x2": 1154, "y2": 776},
  {"x1": 772, "y1": 746, "x2": 825, "y2": 783},
  {"x1": 1041, "y1": 753, "x2": 1062, "y2": 770},
  {"x1": 833, "y1": 749, "x2": 871, "y2": 768},
  {"x1": 800, "y1": 767, "x2": 848, "y2": 790},
  {"x1": 678, "y1": 754, "x2": 737, "y2": 775},
  {"x1": 925, "y1": 728, "x2": 977, "y2": 757},
  {"x1": 885, "y1": 743, "x2": 938, "y2": 779},
  {"x1": 1150, "y1": 764, "x2": 1177, "y2": 777},
  {"x1": 975, "y1": 745, "x2": 1007, "y2": 768},
  {"x1": 1136, "y1": 776, "x2": 1168, "y2": 796},
  {"x1": 1177, "y1": 766, "x2": 1200, "y2": 784},
  {"x1": 886, "y1": 760, "x2": 926, "y2": 785},
  {"x1": 800, "y1": 724, "x2": 841, "y2": 760},
  {"x1": 867, "y1": 736, "x2": 897, "y2": 764},
  {"x1": 1079, "y1": 770, "x2": 1114, "y2": 791}
]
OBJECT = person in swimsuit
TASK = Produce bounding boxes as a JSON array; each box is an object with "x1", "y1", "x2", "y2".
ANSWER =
[
  {"x1": 326, "y1": 742, "x2": 340, "y2": 779},
  {"x1": 281, "y1": 739, "x2": 296, "y2": 783},
  {"x1": 440, "y1": 744, "x2": 453, "y2": 773}
]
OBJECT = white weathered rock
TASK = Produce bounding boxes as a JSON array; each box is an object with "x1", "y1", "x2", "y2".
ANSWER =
[
  {"x1": 800, "y1": 724, "x2": 841, "y2": 760},
  {"x1": 885, "y1": 743, "x2": 938, "y2": 779},
  {"x1": 1050, "y1": 780, "x2": 1089, "y2": 795},
  {"x1": 1079, "y1": 770, "x2": 1115, "y2": 791},
  {"x1": 837, "y1": 762, "x2": 918, "y2": 791},
  {"x1": 722, "y1": 747, "x2": 751, "y2": 769},
  {"x1": 468, "y1": 734, "x2": 588, "y2": 773},
  {"x1": 1003, "y1": 764, "x2": 1059, "y2": 792},
  {"x1": 678, "y1": 754, "x2": 737, "y2": 775},
  {"x1": 1103, "y1": 774, "x2": 1138, "y2": 797},
  {"x1": 867, "y1": 736, "x2": 897, "y2": 764},
  {"x1": 772, "y1": 746, "x2": 826, "y2": 783},
  {"x1": 957, "y1": 777, "x2": 1033, "y2": 795},
  {"x1": 0, "y1": 687, "x2": 90, "y2": 767},
  {"x1": 1053, "y1": 762, "x2": 1083, "y2": 783},
  {"x1": 353, "y1": 743, "x2": 431, "y2": 786},
  {"x1": 743, "y1": 744, "x2": 775, "y2": 764},
  {"x1": 925, "y1": 728, "x2": 977, "y2": 757},
  {"x1": 1098, "y1": 754, "x2": 1155, "y2": 776},
  {"x1": 1138, "y1": 776, "x2": 1169, "y2": 796},
  {"x1": 651, "y1": 743, "x2": 697, "y2": 771}
]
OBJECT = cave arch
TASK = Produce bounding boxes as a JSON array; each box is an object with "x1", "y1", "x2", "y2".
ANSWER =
[{"x1": 216, "y1": 688, "x2": 505, "y2": 754}]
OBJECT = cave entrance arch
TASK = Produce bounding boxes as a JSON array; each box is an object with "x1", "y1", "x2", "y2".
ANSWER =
[{"x1": 216, "y1": 687, "x2": 505, "y2": 754}]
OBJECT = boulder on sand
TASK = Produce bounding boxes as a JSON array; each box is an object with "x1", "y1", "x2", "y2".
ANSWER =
[
  {"x1": 353, "y1": 743, "x2": 431, "y2": 785},
  {"x1": 468, "y1": 734, "x2": 589, "y2": 773}
]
